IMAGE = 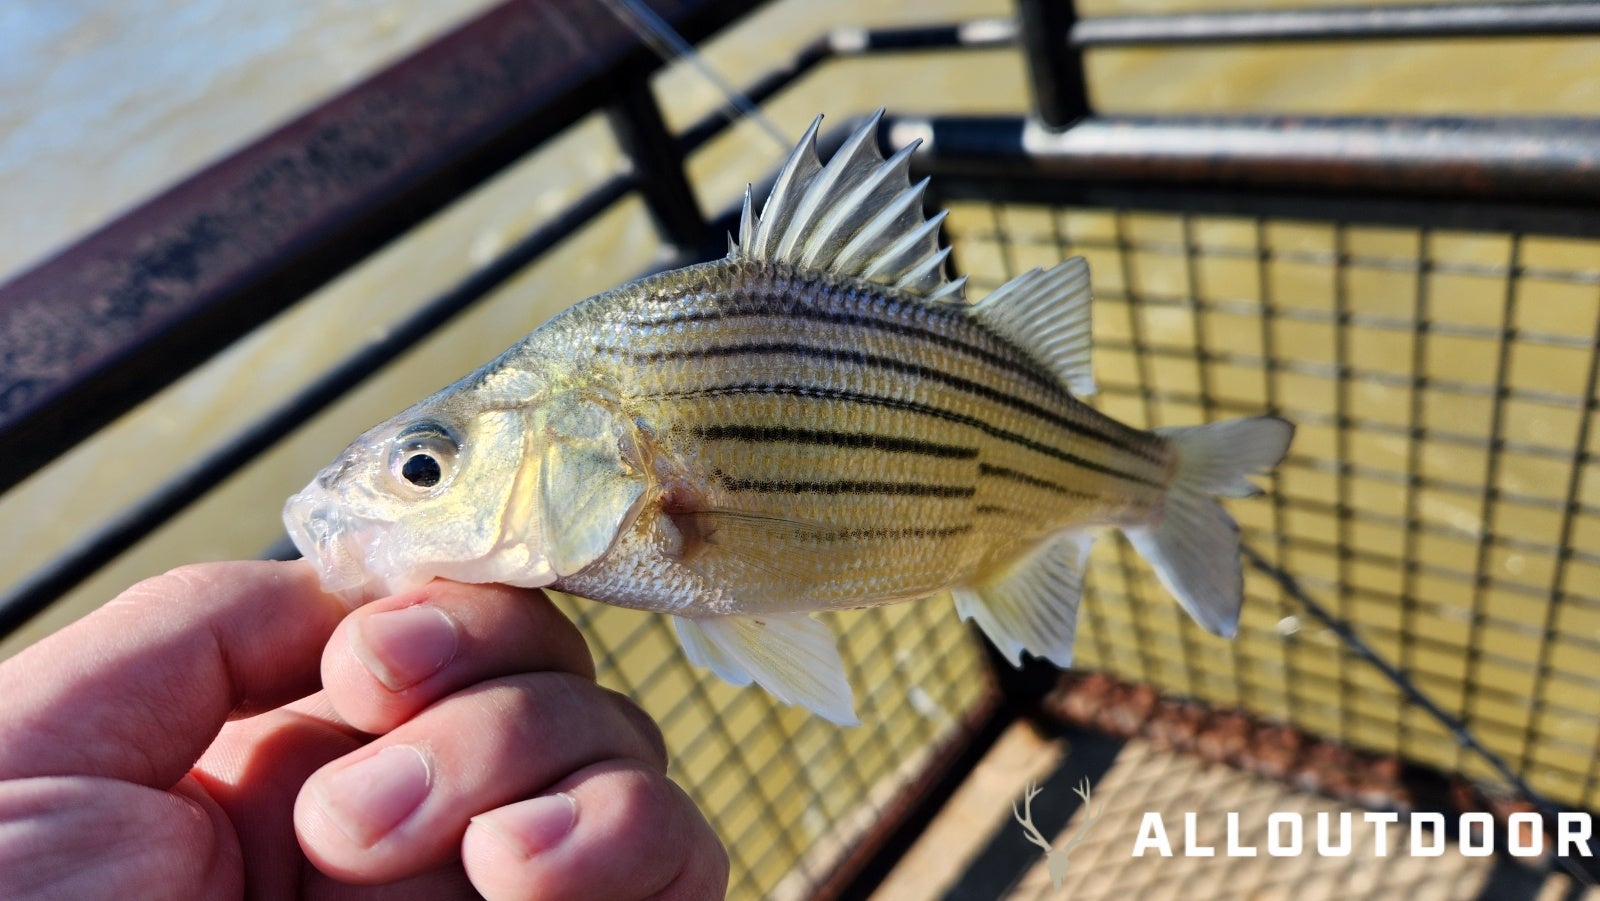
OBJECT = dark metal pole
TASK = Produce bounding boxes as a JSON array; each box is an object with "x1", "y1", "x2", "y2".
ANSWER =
[
  {"x1": 0, "y1": 178, "x2": 633, "y2": 638},
  {"x1": 0, "y1": 0, "x2": 763, "y2": 500},
  {"x1": 1015, "y1": 0, "x2": 1091, "y2": 128},
  {"x1": 608, "y1": 81, "x2": 717, "y2": 259},
  {"x1": 891, "y1": 113, "x2": 1600, "y2": 205},
  {"x1": 1072, "y1": 1, "x2": 1600, "y2": 47}
]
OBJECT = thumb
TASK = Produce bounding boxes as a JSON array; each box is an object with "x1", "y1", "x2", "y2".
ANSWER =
[{"x1": 0, "y1": 560, "x2": 348, "y2": 788}]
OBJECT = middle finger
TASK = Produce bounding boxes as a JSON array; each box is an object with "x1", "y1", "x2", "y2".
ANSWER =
[{"x1": 294, "y1": 672, "x2": 666, "y2": 884}]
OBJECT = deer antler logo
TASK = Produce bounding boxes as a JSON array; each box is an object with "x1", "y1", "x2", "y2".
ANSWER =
[{"x1": 1012, "y1": 777, "x2": 1104, "y2": 891}]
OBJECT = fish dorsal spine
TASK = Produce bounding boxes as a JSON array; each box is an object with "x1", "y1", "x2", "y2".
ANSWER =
[
  {"x1": 731, "y1": 111, "x2": 968, "y2": 304},
  {"x1": 729, "y1": 112, "x2": 1098, "y2": 399}
]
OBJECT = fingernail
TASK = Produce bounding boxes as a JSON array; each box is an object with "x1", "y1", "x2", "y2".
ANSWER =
[
  {"x1": 313, "y1": 745, "x2": 431, "y2": 847},
  {"x1": 352, "y1": 605, "x2": 458, "y2": 691},
  {"x1": 471, "y1": 793, "x2": 578, "y2": 859}
]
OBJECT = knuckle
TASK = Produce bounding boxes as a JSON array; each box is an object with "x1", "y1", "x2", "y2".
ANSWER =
[
  {"x1": 517, "y1": 596, "x2": 594, "y2": 678},
  {"x1": 602, "y1": 689, "x2": 669, "y2": 769},
  {"x1": 123, "y1": 564, "x2": 213, "y2": 604}
]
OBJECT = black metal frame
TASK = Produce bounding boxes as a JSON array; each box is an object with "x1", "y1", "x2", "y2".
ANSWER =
[
  {"x1": 0, "y1": 0, "x2": 762, "y2": 498},
  {"x1": 7, "y1": 0, "x2": 1600, "y2": 896}
]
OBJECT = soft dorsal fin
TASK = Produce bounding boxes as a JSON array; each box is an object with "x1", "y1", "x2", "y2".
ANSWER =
[
  {"x1": 970, "y1": 258, "x2": 1096, "y2": 396},
  {"x1": 732, "y1": 112, "x2": 966, "y2": 303}
]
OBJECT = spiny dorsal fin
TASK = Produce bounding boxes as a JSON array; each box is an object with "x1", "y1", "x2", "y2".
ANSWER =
[
  {"x1": 732, "y1": 112, "x2": 964, "y2": 303},
  {"x1": 971, "y1": 258, "x2": 1096, "y2": 396}
]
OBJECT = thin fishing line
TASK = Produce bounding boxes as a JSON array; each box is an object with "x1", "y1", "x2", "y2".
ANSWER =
[
  {"x1": 1241, "y1": 542, "x2": 1597, "y2": 886},
  {"x1": 599, "y1": 0, "x2": 791, "y2": 150}
]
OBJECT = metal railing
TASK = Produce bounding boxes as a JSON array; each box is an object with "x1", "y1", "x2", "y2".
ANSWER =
[{"x1": 7, "y1": 0, "x2": 1600, "y2": 896}]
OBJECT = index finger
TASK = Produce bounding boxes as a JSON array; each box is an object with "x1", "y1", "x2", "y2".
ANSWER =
[{"x1": 0, "y1": 560, "x2": 348, "y2": 788}]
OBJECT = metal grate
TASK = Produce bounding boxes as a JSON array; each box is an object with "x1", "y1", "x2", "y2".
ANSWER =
[
  {"x1": 547, "y1": 594, "x2": 991, "y2": 900},
  {"x1": 950, "y1": 202, "x2": 1600, "y2": 810},
  {"x1": 11, "y1": 1, "x2": 1600, "y2": 897}
]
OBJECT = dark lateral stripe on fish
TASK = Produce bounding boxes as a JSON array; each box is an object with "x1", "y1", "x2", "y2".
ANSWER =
[
  {"x1": 627, "y1": 276, "x2": 1165, "y2": 467},
  {"x1": 977, "y1": 462, "x2": 1097, "y2": 500},
  {"x1": 692, "y1": 425, "x2": 978, "y2": 460},
  {"x1": 973, "y1": 503, "x2": 1014, "y2": 515},
  {"x1": 617, "y1": 341, "x2": 1159, "y2": 465},
  {"x1": 797, "y1": 524, "x2": 974, "y2": 542},
  {"x1": 654, "y1": 383, "x2": 1164, "y2": 489},
  {"x1": 627, "y1": 299, "x2": 1063, "y2": 398},
  {"x1": 711, "y1": 469, "x2": 976, "y2": 498}
]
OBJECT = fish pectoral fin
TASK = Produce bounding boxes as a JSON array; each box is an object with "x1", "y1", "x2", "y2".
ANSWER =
[
  {"x1": 970, "y1": 257, "x2": 1096, "y2": 396},
  {"x1": 671, "y1": 613, "x2": 859, "y2": 726},
  {"x1": 953, "y1": 530, "x2": 1096, "y2": 667},
  {"x1": 539, "y1": 441, "x2": 646, "y2": 578}
]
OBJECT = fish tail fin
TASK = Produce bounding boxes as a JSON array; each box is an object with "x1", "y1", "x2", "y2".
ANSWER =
[{"x1": 1123, "y1": 416, "x2": 1295, "y2": 638}]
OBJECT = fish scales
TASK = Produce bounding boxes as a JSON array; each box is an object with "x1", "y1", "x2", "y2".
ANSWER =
[
  {"x1": 615, "y1": 261, "x2": 1168, "y2": 483},
  {"x1": 284, "y1": 113, "x2": 1294, "y2": 724},
  {"x1": 539, "y1": 257, "x2": 1169, "y2": 614}
]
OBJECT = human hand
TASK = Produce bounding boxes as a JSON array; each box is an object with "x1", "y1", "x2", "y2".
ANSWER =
[{"x1": 0, "y1": 560, "x2": 727, "y2": 899}]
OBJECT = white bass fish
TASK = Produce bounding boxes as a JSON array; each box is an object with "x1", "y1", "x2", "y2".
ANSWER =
[{"x1": 284, "y1": 113, "x2": 1294, "y2": 724}]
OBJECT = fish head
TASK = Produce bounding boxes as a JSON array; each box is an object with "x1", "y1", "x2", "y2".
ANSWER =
[{"x1": 283, "y1": 382, "x2": 539, "y2": 603}]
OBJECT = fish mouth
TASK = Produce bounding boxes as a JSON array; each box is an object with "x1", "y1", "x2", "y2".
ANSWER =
[{"x1": 283, "y1": 485, "x2": 389, "y2": 604}]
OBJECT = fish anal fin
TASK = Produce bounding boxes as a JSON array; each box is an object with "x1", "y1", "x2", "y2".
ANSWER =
[
  {"x1": 731, "y1": 112, "x2": 963, "y2": 303},
  {"x1": 672, "y1": 613, "x2": 858, "y2": 725},
  {"x1": 972, "y1": 258, "x2": 1096, "y2": 396},
  {"x1": 953, "y1": 530, "x2": 1095, "y2": 667}
]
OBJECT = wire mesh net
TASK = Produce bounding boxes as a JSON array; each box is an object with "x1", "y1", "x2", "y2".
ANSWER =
[
  {"x1": 539, "y1": 196, "x2": 1600, "y2": 897},
  {"x1": 940, "y1": 200, "x2": 1600, "y2": 812},
  {"x1": 948, "y1": 201, "x2": 1600, "y2": 812},
  {"x1": 546, "y1": 591, "x2": 991, "y2": 900}
]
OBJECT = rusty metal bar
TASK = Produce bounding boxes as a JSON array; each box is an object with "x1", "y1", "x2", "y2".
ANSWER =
[
  {"x1": 1072, "y1": 1, "x2": 1600, "y2": 48},
  {"x1": 1017, "y1": 0, "x2": 1091, "y2": 128},
  {"x1": 892, "y1": 114, "x2": 1600, "y2": 202},
  {"x1": 0, "y1": 0, "x2": 762, "y2": 498},
  {"x1": 890, "y1": 114, "x2": 1600, "y2": 237},
  {"x1": 0, "y1": 177, "x2": 635, "y2": 637}
]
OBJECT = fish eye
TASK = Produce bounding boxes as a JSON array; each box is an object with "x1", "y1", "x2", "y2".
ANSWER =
[{"x1": 388, "y1": 423, "x2": 460, "y2": 493}]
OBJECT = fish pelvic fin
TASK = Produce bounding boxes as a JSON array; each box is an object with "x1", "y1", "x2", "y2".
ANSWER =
[
  {"x1": 971, "y1": 257, "x2": 1096, "y2": 396},
  {"x1": 1124, "y1": 416, "x2": 1296, "y2": 638},
  {"x1": 672, "y1": 613, "x2": 859, "y2": 726},
  {"x1": 730, "y1": 111, "x2": 966, "y2": 303},
  {"x1": 953, "y1": 530, "x2": 1096, "y2": 667}
]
